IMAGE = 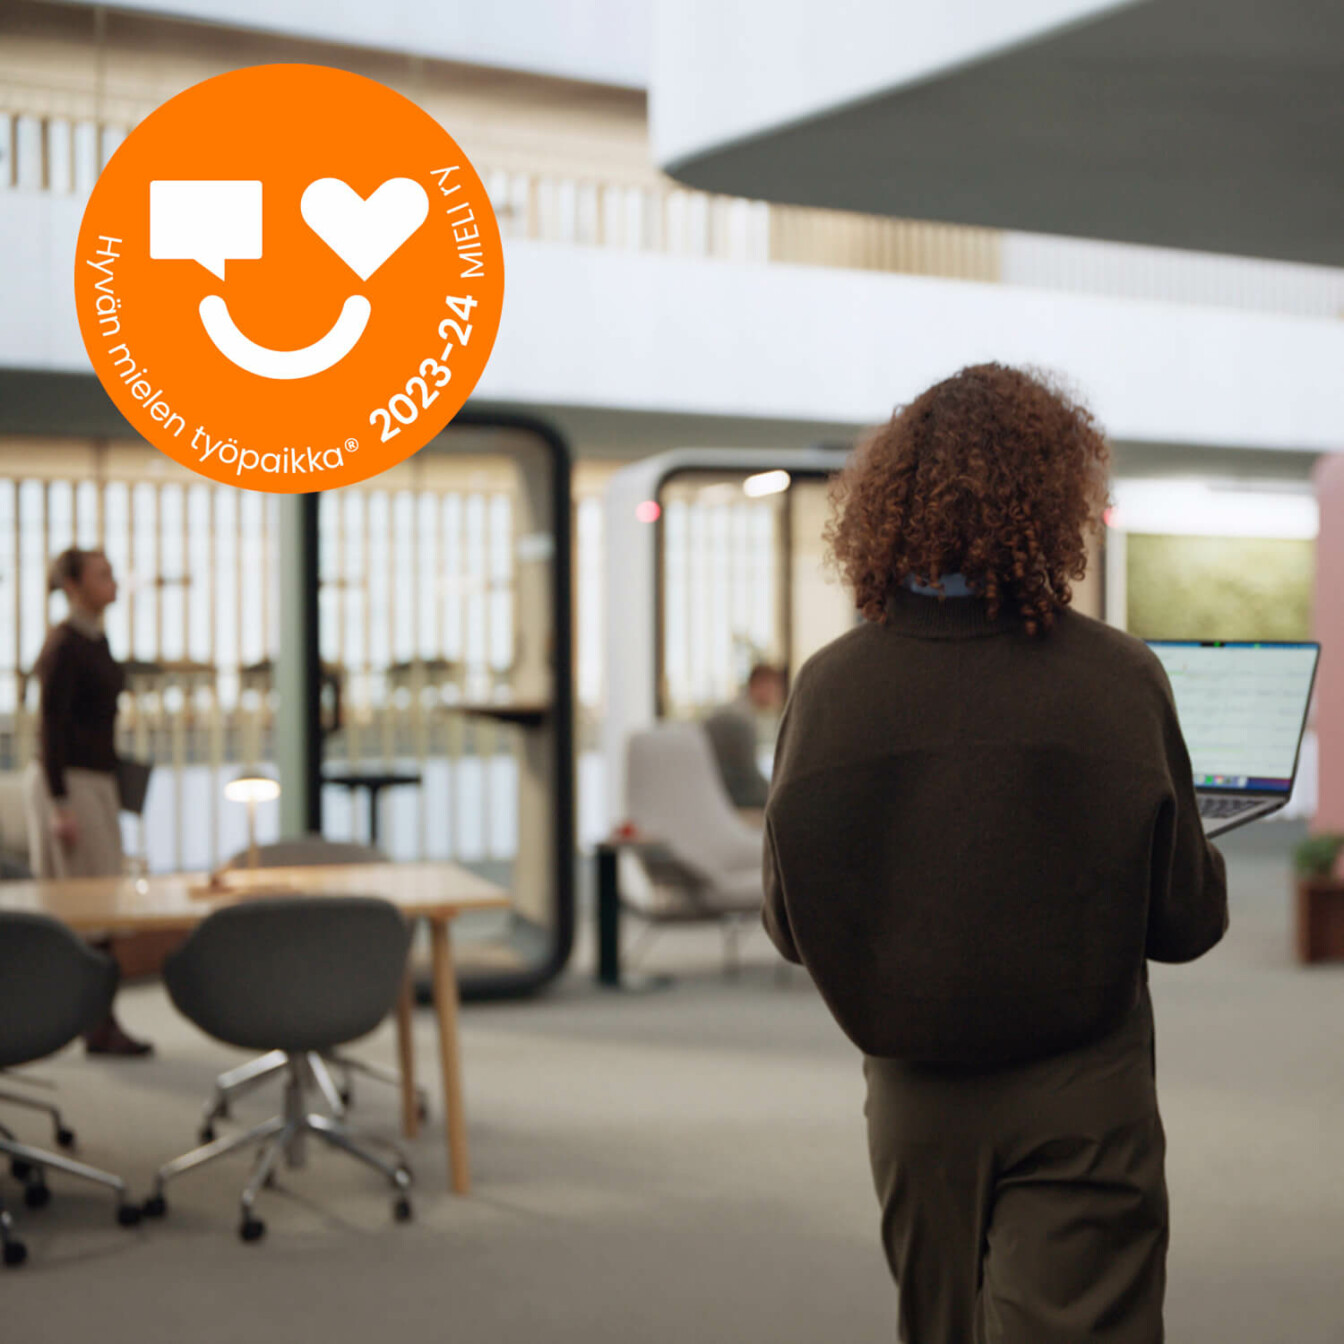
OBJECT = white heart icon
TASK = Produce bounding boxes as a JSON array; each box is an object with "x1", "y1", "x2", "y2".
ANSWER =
[{"x1": 301, "y1": 177, "x2": 430, "y2": 281}]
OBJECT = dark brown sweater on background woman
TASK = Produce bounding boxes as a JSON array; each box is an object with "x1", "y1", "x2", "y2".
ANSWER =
[
  {"x1": 35, "y1": 619, "x2": 125, "y2": 800},
  {"x1": 762, "y1": 585, "x2": 1228, "y2": 1067}
]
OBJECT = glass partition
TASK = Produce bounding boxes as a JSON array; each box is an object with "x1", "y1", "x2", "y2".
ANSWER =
[
  {"x1": 654, "y1": 465, "x2": 855, "y2": 766},
  {"x1": 0, "y1": 436, "x2": 284, "y2": 873}
]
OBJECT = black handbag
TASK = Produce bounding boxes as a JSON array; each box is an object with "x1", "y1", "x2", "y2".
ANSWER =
[{"x1": 114, "y1": 756, "x2": 153, "y2": 815}]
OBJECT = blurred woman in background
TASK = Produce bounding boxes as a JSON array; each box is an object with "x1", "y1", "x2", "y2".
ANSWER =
[{"x1": 25, "y1": 547, "x2": 152, "y2": 1056}]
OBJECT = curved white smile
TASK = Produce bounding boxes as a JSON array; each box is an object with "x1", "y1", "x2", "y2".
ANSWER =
[{"x1": 198, "y1": 294, "x2": 372, "y2": 379}]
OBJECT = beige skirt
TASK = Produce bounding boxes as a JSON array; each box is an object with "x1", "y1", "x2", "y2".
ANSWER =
[{"x1": 25, "y1": 761, "x2": 124, "y2": 880}]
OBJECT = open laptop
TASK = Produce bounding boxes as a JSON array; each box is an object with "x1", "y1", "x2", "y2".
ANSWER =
[{"x1": 1145, "y1": 639, "x2": 1320, "y2": 837}]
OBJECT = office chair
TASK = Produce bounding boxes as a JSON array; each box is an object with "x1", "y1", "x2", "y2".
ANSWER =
[
  {"x1": 0, "y1": 911, "x2": 142, "y2": 1267},
  {"x1": 143, "y1": 896, "x2": 414, "y2": 1243},
  {"x1": 623, "y1": 722, "x2": 767, "y2": 976},
  {"x1": 198, "y1": 836, "x2": 429, "y2": 1141},
  {"x1": 0, "y1": 852, "x2": 81, "y2": 1193}
]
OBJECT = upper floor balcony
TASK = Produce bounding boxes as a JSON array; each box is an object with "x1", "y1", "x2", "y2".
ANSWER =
[{"x1": 2, "y1": 2, "x2": 1343, "y2": 454}]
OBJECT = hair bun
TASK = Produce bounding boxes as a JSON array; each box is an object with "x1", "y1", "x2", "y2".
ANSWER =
[{"x1": 48, "y1": 547, "x2": 87, "y2": 594}]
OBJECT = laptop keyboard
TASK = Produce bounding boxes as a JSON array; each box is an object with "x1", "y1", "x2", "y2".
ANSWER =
[{"x1": 1198, "y1": 795, "x2": 1263, "y2": 820}]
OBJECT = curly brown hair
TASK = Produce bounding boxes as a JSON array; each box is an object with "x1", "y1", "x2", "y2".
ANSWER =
[{"x1": 824, "y1": 363, "x2": 1110, "y2": 636}]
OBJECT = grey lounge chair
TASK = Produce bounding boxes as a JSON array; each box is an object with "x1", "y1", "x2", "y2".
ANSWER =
[
  {"x1": 0, "y1": 911, "x2": 142, "y2": 1267},
  {"x1": 143, "y1": 895, "x2": 414, "y2": 1243},
  {"x1": 622, "y1": 721, "x2": 766, "y2": 975}
]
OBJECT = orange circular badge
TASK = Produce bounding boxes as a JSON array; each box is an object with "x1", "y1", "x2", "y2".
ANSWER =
[{"x1": 74, "y1": 64, "x2": 504, "y2": 492}]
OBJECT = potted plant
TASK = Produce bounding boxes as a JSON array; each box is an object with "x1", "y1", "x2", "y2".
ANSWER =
[{"x1": 1292, "y1": 832, "x2": 1344, "y2": 963}]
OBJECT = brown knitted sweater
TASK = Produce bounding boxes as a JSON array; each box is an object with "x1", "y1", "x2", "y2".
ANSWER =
[
  {"x1": 762, "y1": 586, "x2": 1227, "y2": 1065},
  {"x1": 34, "y1": 619, "x2": 125, "y2": 800}
]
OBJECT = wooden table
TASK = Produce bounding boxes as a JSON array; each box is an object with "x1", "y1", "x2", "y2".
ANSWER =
[{"x1": 0, "y1": 861, "x2": 509, "y2": 1195}]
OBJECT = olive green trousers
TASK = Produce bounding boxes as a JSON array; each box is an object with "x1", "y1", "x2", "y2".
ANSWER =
[{"x1": 864, "y1": 982, "x2": 1168, "y2": 1343}]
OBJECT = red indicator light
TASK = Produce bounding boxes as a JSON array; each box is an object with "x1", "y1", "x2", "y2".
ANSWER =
[{"x1": 635, "y1": 500, "x2": 661, "y2": 523}]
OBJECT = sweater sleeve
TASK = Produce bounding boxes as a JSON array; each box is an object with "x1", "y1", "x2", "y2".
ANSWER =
[
  {"x1": 762, "y1": 812, "x2": 803, "y2": 964},
  {"x1": 38, "y1": 637, "x2": 77, "y2": 802},
  {"x1": 1146, "y1": 670, "x2": 1229, "y2": 963},
  {"x1": 761, "y1": 679, "x2": 804, "y2": 964}
]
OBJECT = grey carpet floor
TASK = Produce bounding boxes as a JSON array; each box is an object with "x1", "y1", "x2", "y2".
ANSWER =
[{"x1": 2, "y1": 822, "x2": 1341, "y2": 1343}]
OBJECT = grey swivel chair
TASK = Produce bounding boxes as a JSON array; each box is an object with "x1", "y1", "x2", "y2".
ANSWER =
[
  {"x1": 0, "y1": 853, "x2": 80, "y2": 1153},
  {"x1": 142, "y1": 895, "x2": 414, "y2": 1242},
  {"x1": 0, "y1": 912, "x2": 142, "y2": 1267},
  {"x1": 199, "y1": 836, "x2": 428, "y2": 1141}
]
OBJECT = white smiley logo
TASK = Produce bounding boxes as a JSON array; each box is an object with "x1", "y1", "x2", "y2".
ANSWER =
[{"x1": 149, "y1": 177, "x2": 430, "y2": 379}]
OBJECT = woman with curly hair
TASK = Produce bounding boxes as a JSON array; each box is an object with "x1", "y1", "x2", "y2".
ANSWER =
[{"x1": 762, "y1": 363, "x2": 1226, "y2": 1343}]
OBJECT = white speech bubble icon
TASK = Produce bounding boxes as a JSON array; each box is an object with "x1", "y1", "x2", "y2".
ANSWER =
[{"x1": 150, "y1": 180, "x2": 262, "y2": 280}]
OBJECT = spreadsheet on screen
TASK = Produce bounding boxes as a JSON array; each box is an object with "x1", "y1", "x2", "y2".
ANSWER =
[{"x1": 1146, "y1": 642, "x2": 1317, "y2": 788}]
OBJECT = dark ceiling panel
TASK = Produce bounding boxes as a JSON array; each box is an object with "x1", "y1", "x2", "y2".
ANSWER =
[{"x1": 663, "y1": 0, "x2": 1344, "y2": 266}]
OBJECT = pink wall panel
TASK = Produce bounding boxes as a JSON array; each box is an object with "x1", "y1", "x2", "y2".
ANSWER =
[{"x1": 1312, "y1": 453, "x2": 1344, "y2": 834}]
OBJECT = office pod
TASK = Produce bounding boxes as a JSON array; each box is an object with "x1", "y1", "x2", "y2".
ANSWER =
[
  {"x1": 0, "y1": 380, "x2": 575, "y2": 1003},
  {"x1": 304, "y1": 414, "x2": 576, "y2": 1001}
]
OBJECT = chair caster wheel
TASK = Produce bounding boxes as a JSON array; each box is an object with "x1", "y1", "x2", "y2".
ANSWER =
[
  {"x1": 141, "y1": 1194, "x2": 167, "y2": 1218},
  {"x1": 239, "y1": 1217, "x2": 266, "y2": 1243},
  {"x1": 55, "y1": 1127, "x2": 76, "y2": 1149},
  {"x1": 2, "y1": 1240, "x2": 27, "y2": 1267},
  {"x1": 9, "y1": 1160, "x2": 31, "y2": 1182},
  {"x1": 117, "y1": 1203, "x2": 142, "y2": 1228},
  {"x1": 393, "y1": 1196, "x2": 413, "y2": 1223},
  {"x1": 198, "y1": 1125, "x2": 216, "y2": 1144},
  {"x1": 23, "y1": 1182, "x2": 50, "y2": 1210}
]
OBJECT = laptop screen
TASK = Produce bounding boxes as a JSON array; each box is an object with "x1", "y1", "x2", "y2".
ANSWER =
[{"x1": 1145, "y1": 641, "x2": 1320, "y2": 794}]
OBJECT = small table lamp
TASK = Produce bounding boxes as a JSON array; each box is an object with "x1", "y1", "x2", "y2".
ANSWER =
[{"x1": 224, "y1": 770, "x2": 281, "y2": 869}]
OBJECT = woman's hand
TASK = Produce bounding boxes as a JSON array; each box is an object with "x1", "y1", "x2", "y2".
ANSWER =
[{"x1": 50, "y1": 807, "x2": 79, "y2": 849}]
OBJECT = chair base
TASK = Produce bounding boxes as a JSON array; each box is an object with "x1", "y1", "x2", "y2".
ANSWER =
[
  {"x1": 0, "y1": 1132, "x2": 141, "y2": 1268},
  {"x1": 622, "y1": 906, "x2": 760, "y2": 979},
  {"x1": 0, "y1": 1080, "x2": 76, "y2": 1150},
  {"x1": 1, "y1": 1200, "x2": 25, "y2": 1267},
  {"x1": 200, "y1": 1049, "x2": 429, "y2": 1142},
  {"x1": 150, "y1": 1054, "x2": 413, "y2": 1243}
]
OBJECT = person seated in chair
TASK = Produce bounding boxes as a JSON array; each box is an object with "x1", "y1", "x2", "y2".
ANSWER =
[{"x1": 702, "y1": 663, "x2": 787, "y2": 812}]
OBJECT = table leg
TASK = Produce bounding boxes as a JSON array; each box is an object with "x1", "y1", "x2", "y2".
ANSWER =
[
  {"x1": 596, "y1": 844, "x2": 675, "y2": 994},
  {"x1": 596, "y1": 843, "x2": 621, "y2": 986},
  {"x1": 367, "y1": 787, "x2": 380, "y2": 848},
  {"x1": 428, "y1": 917, "x2": 470, "y2": 1194},
  {"x1": 395, "y1": 967, "x2": 419, "y2": 1140}
]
